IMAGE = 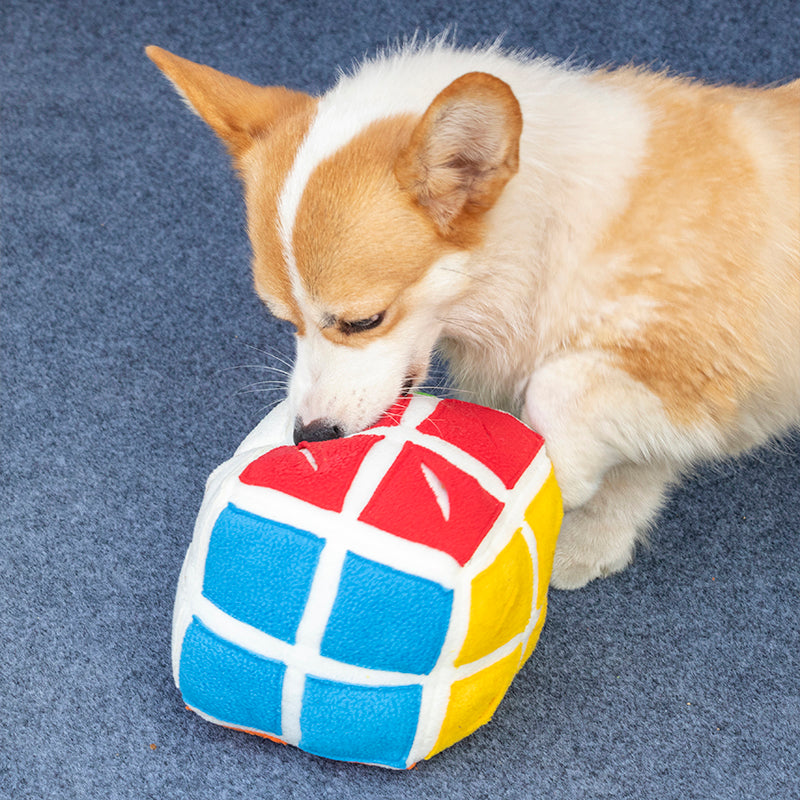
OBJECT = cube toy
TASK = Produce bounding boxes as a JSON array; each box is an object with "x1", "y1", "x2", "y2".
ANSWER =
[{"x1": 172, "y1": 394, "x2": 563, "y2": 769}]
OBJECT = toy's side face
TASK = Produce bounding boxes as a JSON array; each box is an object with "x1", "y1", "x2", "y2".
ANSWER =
[{"x1": 172, "y1": 396, "x2": 563, "y2": 768}]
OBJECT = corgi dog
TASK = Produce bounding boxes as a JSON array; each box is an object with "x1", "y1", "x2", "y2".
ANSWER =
[{"x1": 147, "y1": 39, "x2": 800, "y2": 589}]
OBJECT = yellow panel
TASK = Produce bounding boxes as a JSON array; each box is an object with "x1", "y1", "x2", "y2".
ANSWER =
[
  {"x1": 427, "y1": 645, "x2": 523, "y2": 759},
  {"x1": 456, "y1": 530, "x2": 533, "y2": 667},
  {"x1": 523, "y1": 468, "x2": 563, "y2": 608}
]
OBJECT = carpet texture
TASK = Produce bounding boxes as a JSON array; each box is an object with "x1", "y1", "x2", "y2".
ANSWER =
[{"x1": 2, "y1": 1, "x2": 798, "y2": 798}]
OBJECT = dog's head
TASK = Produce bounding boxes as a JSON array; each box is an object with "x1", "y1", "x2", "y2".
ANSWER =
[{"x1": 147, "y1": 47, "x2": 522, "y2": 441}]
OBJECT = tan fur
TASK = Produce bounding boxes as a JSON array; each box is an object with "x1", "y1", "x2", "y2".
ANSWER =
[
  {"x1": 145, "y1": 46, "x2": 313, "y2": 158},
  {"x1": 239, "y1": 109, "x2": 318, "y2": 331},
  {"x1": 292, "y1": 115, "x2": 455, "y2": 343},
  {"x1": 592, "y1": 74, "x2": 800, "y2": 430},
  {"x1": 148, "y1": 45, "x2": 800, "y2": 589}
]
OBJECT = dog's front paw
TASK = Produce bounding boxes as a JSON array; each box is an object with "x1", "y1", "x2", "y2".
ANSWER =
[
  {"x1": 550, "y1": 550, "x2": 598, "y2": 590},
  {"x1": 550, "y1": 544, "x2": 633, "y2": 590},
  {"x1": 549, "y1": 507, "x2": 637, "y2": 590}
]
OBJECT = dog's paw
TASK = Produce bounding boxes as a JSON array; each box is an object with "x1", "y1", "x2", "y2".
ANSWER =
[
  {"x1": 550, "y1": 544, "x2": 633, "y2": 590},
  {"x1": 549, "y1": 507, "x2": 637, "y2": 590}
]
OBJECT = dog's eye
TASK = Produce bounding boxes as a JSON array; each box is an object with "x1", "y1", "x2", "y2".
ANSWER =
[{"x1": 339, "y1": 312, "x2": 385, "y2": 335}]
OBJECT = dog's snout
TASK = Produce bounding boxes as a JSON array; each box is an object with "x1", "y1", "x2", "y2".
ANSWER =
[{"x1": 293, "y1": 417, "x2": 345, "y2": 445}]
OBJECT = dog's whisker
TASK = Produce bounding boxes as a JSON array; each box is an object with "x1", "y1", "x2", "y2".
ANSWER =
[
  {"x1": 236, "y1": 339, "x2": 295, "y2": 367},
  {"x1": 218, "y1": 343, "x2": 295, "y2": 405},
  {"x1": 235, "y1": 379, "x2": 288, "y2": 390},
  {"x1": 233, "y1": 387, "x2": 287, "y2": 400},
  {"x1": 240, "y1": 341, "x2": 295, "y2": 369},
  {"x1": 219, "y1": 363, "x2": 292, "y2": 378},
  {"x1": 245, "y1": 365, "x2": 292, "y2": 378}
]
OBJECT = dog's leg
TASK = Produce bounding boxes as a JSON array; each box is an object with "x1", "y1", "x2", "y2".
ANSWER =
[{"x1": 522, "y1": 352, "x2": 686, "y2": 588}]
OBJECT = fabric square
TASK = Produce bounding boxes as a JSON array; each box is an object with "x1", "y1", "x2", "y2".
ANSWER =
[
  {"x1": 239, "y1": 434, "x2": 382, "y2": 512},
  {"x1": 320, "y1": 553, "x2": 453, "y2": 675},
  {"x1": 416, "y1": 398, "x2": 544, "y2": 489},
  {"x1": 358, "y1": 442, "x2": 502, "y2": 565},
  {"x1": 456, "y1": 530, "x2": 534, "y2": 666},
  {"x1": 179, "y1": 617, "x2": 285, "y2": 737},
  {"x1": 203, "y1": 503, "x2": 324, "y2": 644},
  {"x1": 300, "y1": 676, "x2": 422, "y2": 768},
  {"x1": 427, "y1": 645, "x2": 523, "y2": 760}
]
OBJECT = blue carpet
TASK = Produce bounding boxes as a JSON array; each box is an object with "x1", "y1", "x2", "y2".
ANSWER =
[{"x1": 2, "y1": 1, "x2": 798, "y2": 797}]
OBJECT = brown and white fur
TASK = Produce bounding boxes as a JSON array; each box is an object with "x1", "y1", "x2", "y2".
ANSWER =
[{"x1": 147, "y1": 39, "x2": 800, "y2": 589}]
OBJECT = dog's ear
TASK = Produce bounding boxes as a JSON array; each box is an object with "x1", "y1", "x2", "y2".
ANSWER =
[
  {"x1": 395, "y1": 72, "x2": 522, "y2": 242},
  {"x1": 146, "y1": 46, "x2": 313, "y2": 158}
]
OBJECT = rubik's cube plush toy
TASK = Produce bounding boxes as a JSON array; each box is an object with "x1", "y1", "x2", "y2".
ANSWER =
[{"x1": 172, "y1": 394, "x2": 562, "y2": 769}]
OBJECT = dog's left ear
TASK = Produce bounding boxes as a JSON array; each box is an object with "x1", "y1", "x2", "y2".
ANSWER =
[{"x1": 395, "y1": 72, "x2": 522, "y2": 242}]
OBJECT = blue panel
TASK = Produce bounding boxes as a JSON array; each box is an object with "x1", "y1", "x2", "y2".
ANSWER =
[
  {"x1": 178, "y1": 616, "x2": 285, "y2": 737},
  {"x1": 300, "y1": 676, "x2": 422, "y2": 768},
  {"x1": 320, "y1": 553, "x2": 453, "y2": 675},
  {"x1": 202, "y1": 503, "x2": 324, "y2": 643}
]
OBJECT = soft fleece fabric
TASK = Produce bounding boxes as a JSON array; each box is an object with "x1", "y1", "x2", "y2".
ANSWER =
[
  {"x1": 172, "y1": 395, "x2": 559, "y2": 768},
  {"x1": 2, "y1": 1, "x2": 798, "y2": 798}
]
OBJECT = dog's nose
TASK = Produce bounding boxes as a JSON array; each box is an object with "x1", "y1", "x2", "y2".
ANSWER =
[{"x1": 293, "y1": 417, "x2": 345, "y2": 445}]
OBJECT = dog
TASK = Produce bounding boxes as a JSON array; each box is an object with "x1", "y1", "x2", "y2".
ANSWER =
[{"x1": 147, "y1": 38, "x2": 800, "y2": 589}]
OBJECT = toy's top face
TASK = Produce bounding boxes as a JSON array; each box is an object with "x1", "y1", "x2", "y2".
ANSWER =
[{"x1": 238, "y1": 396, "x2": 545, "y2": 566}]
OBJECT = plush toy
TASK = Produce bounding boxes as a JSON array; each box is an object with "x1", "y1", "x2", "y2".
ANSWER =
[{"x1": 172, "y1": 394, "x2": 562, "y2": 769}]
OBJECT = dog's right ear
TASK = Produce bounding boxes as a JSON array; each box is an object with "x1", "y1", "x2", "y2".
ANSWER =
[
  {"x1": 395, "y1": 71, "x2": 522, "y2": 246},
  {"x1": 146, "y1": 46, "x2": 313, "y2": 158}
]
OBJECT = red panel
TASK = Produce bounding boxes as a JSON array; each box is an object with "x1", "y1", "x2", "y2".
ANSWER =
[
  {"x1": 358, "y1": 443, "x2": 502, "y2": 565},
  {"x1": 239, "y1": 435, "x2": 382, "y2": 513},
  {"x1": 416, "y1": 399, "x2": 544, "y2": 489}
]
